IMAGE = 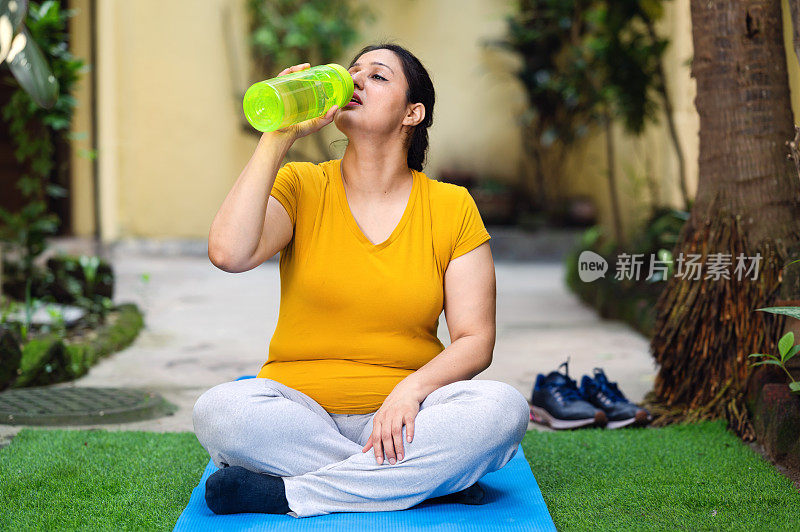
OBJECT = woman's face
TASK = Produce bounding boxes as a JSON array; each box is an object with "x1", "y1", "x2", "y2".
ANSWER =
[{"x1": 334, "y1": 48, "x2": 424, "y2": 139}]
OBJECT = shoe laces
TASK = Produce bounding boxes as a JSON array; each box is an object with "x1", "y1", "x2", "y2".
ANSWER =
[
  {"x1": 592, "y1": 368, "x2": 628, "y2": 403},
  {"x1": 545, "y1": 360, "x2": 584, "y2": 404}
]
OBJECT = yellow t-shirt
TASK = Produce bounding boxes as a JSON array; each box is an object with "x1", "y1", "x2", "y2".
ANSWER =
[{"x1": 256, "y1": 158, "x2": 491, "y2": 413}]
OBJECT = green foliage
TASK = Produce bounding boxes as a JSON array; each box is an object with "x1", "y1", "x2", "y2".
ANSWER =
[
  {"x1": 1, "y1": 252, "x2": 115, "y2": 341},
  {"x1": 0, "y1": 1, "x2": 86, "y2": 273},
  {"x1": 588, "y1": 2, "x2": 668, "y2": 133},
  {"x1": 0, "y1": 297, "x2": 20, "y2": 325},
  {"x1": 44, "y1": 253, "x2": 115, "y2": 320},
  {"x1": 493, "y1": 0, "x2": 669, "y2": 145},
  {"x1": 247, "y1": 0, "x2": 374, "y2": 78},
  {"x1": 750, "y1": 307, "x2": 800, "y2": 394},
  {"x1": 0, "y1": 0, "x2": 60, "y2": 108},
  {"x1": 0, "y1": 0, "x2": 86, "y2": 325},
  {"x1": 9, "y1": 303, "x2": 144, "y2": 388},
  {"x1": 42, "y1": 303, "x2": 66, "y2": 337},
  {"x1": 757, "y1": 306, "x2": 800, "y2": 321}
]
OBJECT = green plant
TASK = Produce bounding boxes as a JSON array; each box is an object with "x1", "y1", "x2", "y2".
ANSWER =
[
  {"x1": 21, "y1": 281, "x2": 35, "y2": 340},
  {"x1": 73, "y1": 255, "x2": 114, "y2": 318},
  {"x1": 65, "y1": 290, "x2": 112, "y2": 324},
  {"x1": 1, "y1": 278, "x2": 49, "y2": 342},
  {"x1": 0, "y1": 297, "x2": 20, "y2": 325},
  {"x1": 750, "y1": 306, "x2": 800, "y2": 395},
  {"x1": 247, "y1": 0, "x2": 373, "y2": 81},
  {"x1": 0, "y1": 1, "x2": 86, "y2": 299},
  {"x1": 0, "y1": 0, "x2": 59, "y2": 108},
  {"x1": 490, "y1": 0, "x2": 670, "y2": 237},
  {"x1": 41, "y1": 303, "x2": 65, "y2": 337},
  {"x1": 78, "y1": 255, "x2": 100, "y2": 290}
]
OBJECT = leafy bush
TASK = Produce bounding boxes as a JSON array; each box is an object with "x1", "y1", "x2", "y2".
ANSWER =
[{"x1": 0, "y1": 0, "x2": 87, "y2": 315}]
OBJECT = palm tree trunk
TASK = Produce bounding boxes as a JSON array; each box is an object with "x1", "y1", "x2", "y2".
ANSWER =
[{"x1": 647, "y1": 0, "x2": 800, "y2": 438}]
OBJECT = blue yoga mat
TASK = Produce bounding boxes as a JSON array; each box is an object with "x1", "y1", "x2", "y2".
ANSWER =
[{"x1": 174, "y1": 376, "x2": 556, "y2": 531}]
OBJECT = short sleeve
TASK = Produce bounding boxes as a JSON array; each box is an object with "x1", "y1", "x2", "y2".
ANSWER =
[
  {"x1": 451, "y1": 188, "x2": 491, "y2": 260},
  {"x1": 269, "y1": 162, "x2": 300, "y2": 226}
]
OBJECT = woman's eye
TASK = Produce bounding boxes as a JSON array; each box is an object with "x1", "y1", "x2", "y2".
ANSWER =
[{"x1": 371, "y1": 74, "x2": 386, "y2": 81}]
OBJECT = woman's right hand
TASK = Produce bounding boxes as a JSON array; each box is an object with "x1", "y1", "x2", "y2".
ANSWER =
[{"x1": 266, "y1": 63, "x2": 340, "y2": 142}]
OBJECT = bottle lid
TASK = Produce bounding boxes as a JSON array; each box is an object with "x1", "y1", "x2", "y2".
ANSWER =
[{"x1": 325, "y1": 63, "x2": 355, "y2": 109}]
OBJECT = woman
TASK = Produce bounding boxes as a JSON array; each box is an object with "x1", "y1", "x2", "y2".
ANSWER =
[{"x1": 193, "y1": 43, "x2": 530, "y2": 519}]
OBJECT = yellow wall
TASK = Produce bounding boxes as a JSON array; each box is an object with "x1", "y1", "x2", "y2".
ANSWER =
[
  {"x1": 70, "y1": 0, "x2": 257, "y2": 240},
  {"x1": 69, "y1": 0, "x2": 527, "y2": 240},
  {"x1": 68, "y1": 0, "x2": 800, "y2": 242},
  {"x1": 783, "y1": 0, "x2": 800, "y2": 119}
]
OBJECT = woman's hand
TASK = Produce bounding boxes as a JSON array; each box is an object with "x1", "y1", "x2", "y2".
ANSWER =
[
  {"x1": 362, "y1": 386, "x2": 420, "y2": 465},
  {"x1": 266, "y1": 63, "x2": 340, "y2": 142}
]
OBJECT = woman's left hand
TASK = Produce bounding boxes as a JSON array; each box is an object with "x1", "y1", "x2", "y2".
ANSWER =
[{"x1": 362, "y1": 387, "x2": 421, "y2": 465}]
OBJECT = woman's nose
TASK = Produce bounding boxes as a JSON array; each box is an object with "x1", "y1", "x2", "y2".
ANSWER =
[{"x1": 350, "y1": 70, "x2": 364, "y2": 89}]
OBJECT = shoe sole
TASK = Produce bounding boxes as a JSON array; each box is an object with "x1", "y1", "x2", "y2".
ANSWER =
[
  {"x1": 529, "y1": 404, "x2": 607, "y2": 430},
  {"x1": 606, "y1": 410, "x2": 652, "y2": 430}
]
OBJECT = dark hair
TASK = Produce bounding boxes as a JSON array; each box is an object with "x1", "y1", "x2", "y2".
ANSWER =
[{"x1": 348, "y1": 42, "x2": 435, "y2": 172}]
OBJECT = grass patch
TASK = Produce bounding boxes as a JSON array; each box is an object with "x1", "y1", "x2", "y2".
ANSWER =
[
  {"x1": 0, "y1": 420, "x2": 798, "y2": 530},
  {"x1": 525, "y1": 419, "x2": 800, "y2": 531},
  {"x1": 0, "y1": 428, "x2": 208, "y2": 530}
]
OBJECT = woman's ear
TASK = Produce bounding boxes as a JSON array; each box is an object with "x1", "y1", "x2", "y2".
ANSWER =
[{"x1": 402, "y1": 103, "x2": 425, "y2": 128}]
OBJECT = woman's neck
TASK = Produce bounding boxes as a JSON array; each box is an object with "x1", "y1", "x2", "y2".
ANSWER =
[{"x1": 340, "y1": 140, "x2": 412, "y2": 197}]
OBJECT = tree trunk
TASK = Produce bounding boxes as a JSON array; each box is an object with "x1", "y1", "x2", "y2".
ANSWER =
[
  {"x1": 524, "y1": 120, "x2": 548, "y2": 211},
  {"x1": 603, "y1": 111, "x2": 624, "y2": 243},
  {"x1": 647, "y1": 0, "x2": 800, "y2": 438}
]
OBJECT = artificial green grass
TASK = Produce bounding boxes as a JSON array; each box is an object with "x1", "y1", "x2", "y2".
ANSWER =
[
  {"x1": 0, "y1": 428, "x2": 208, "y2": 530},
  {"x1": 525, "y1": 419, "x2": 800, "y2": 531},
  {"x1": 0, "y1": 420, "x2": 798, "y2": 530}
]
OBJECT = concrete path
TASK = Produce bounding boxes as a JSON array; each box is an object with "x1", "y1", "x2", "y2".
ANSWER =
[{"x1": 0, "y1": 234, "x2": 657, "y2": 442}]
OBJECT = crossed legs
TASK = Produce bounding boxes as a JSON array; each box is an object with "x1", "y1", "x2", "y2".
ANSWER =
[{"x1": 192, "y1": 377, "x2": 529, "y2": 518}]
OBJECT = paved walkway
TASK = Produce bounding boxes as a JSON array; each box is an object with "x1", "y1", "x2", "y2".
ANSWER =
[{"x1": 0, "y1": 233, "x2": 657, "y2": 442}]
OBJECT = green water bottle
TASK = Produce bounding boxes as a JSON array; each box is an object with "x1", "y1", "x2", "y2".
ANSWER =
[{"x1": 242, "y1": 63, "x2": 354, "y2": 133}]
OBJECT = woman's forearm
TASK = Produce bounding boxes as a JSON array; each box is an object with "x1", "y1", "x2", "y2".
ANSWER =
[
  {"x1": 397, "y1": 333, "x2": 494, "y2": 403},
  {"x1": 208, "y1": 131, "x2": 295, "y2": 269}
]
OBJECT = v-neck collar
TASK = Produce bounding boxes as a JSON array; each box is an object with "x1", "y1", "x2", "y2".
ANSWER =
[{"x1": 335, "y1": 158, "x2": 419, "y2": 252}]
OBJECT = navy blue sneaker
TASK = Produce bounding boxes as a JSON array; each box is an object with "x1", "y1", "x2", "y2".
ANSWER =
[
  {"x1": 580, "y1": 368, "x2": 652, "y2": 429},
  {"x1": 530, "y1": 361, "x2": 607, "y2": 429}
]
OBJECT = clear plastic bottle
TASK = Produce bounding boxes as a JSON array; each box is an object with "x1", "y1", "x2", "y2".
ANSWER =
[{"x1": 242, "y1": 63, "x2": 354, "y2": 132}]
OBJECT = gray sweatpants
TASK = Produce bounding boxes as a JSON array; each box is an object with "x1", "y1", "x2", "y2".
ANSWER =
[{"x1": 192, "y1": 377, "x2": 530, "y2": 518}]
